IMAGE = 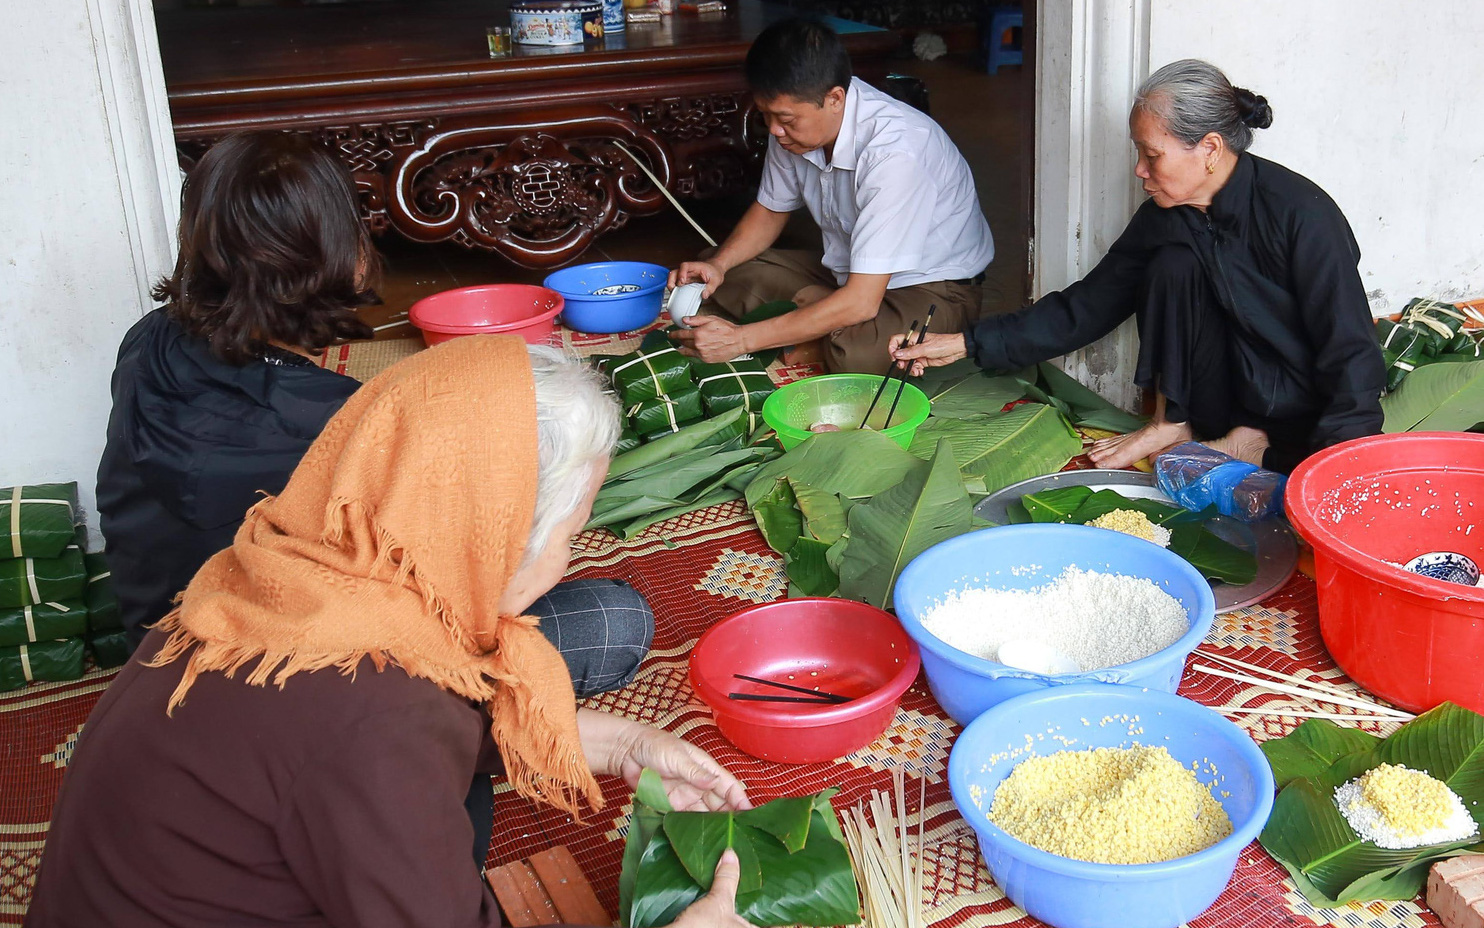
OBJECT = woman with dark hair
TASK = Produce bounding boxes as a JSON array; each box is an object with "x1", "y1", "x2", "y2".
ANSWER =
[{"x1": 891, "y1": 59, "x2": 1385, "y2": 474}]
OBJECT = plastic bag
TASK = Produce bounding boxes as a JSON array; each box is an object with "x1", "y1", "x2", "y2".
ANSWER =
[{"x1": 1155, "y1": 441, "x2": 1286, "y2": 522}]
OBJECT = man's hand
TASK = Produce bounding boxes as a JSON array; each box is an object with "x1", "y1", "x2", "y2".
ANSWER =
[
  {"x1": 889, "y1": 331, "x2": 969, "y2": 377},
  {"x1": 667, "y1": 850, "x2": 751, "y2": 927},
  {"x1": 671, "y1": 315, "x2": 749, "y2": 363},
  {"x1": 669, "y1": 260, "x2": 726, "y2": 298}
]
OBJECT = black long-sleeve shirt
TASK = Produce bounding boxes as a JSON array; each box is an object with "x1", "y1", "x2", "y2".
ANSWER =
[{"x1": 964, "y1": 153, "x2": 1384, "y2": 470}]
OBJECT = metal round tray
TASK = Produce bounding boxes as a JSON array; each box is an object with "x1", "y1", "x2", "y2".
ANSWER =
[{"x1": 974, "y1": 469, "x2": 1298, "y2": 612}]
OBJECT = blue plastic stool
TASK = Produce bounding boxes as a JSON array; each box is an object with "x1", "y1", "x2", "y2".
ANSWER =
[{"x1": 984, "y1": 5, "x2": 1024, "y2": 75}]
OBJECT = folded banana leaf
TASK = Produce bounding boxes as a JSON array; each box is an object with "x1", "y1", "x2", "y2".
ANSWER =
[
  {"x1": 0, "y1": 599, "x2": 87, "y2": 647},
  {"x1": 0, "y1": 535, "x2": 87, "y2": 608},
  {"x1": 1398, "y1": 298, "x2": 1468, "y2": 352},
  {"x1": 0, "y1": 483, "x2": 80, "y2": 561},
  {"x1": 612, "y1": 342, "x2": 695, "y2": 407},
  {"x1": 693, "y1": 358, "x2": 775, "y2": 423},
  {"x1": 88, "y1": 629, "x2": 131, "y2": 669},
  {"x1": 84, "y1": 553, "x2": 122, "y2": 632},
  {"x1": 1375, "y1": 318, "x2": 1436, "y2": 391},
  {"x1": 0, "y1": 637, "x2": 86, "y2": 691},
  {"x1": 620, "y1": 769, "x2": 858, "y2": 928},
  {"x1": 630, "y1": 387, "x2": 705, "y2": 438}
]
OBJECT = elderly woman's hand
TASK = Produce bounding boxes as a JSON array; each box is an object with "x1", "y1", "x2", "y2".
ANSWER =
[
  {"x1": 577, "y1": 709, "x2": 751, "y2": 812},
  {"x1": 890, "y1": 331, "x2": 969, "y2": 377}
]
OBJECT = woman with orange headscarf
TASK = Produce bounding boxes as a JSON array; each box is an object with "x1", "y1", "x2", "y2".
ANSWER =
[{"x1": 27, "y1": 336, "x2": 752, "y2": 928}]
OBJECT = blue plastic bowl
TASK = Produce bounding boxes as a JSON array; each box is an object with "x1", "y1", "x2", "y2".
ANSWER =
[
  {"x1": 948, "y1": 684, "x2": 1274, "y2": 928},
  {"x1": 542, "y1": 261, "x2": 667, "y2": 334},
  {"x1": 893, "y1": 523, "x2": 1216, "y2": 725}
]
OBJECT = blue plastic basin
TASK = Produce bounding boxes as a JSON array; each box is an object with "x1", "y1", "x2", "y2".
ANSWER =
[
  {"x1": 893, "y1": 523, "x2": 1216, "y2": 725},
  {"x1": 542, "y1": 261, "x2": 667, "y2": 334},
  {"x1": 948, "y1": 684, "x2": 1274, "y2": 928}
]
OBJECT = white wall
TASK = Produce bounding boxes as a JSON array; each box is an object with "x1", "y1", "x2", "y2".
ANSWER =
[
  {"x1": 0, "y1": 0, "x2": 178, "y2": 532},
  {"x1": 1147, "y1": 1, "x2": 1484, "y2": 314},
  {"x1": 1036, "y1": 0, "x2": 1484, "y2": 408}
]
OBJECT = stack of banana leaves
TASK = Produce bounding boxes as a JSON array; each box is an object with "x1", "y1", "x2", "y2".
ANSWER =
[
  {"x1": 587, "y1": 407, "x2": 781, "y2": 540},
  {"x1": 742, "y1": 361, "x2": 1146, "y2": 609}
]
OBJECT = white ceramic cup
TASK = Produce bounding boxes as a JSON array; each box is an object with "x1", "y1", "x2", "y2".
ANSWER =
[{"x1": 666, "y1": 282, "x2": 706, "y2": 325}]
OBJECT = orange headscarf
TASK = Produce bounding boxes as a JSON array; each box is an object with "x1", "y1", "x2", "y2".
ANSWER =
[{"x1": 147, "y1": 335, "x2": 603, "y2": 818}]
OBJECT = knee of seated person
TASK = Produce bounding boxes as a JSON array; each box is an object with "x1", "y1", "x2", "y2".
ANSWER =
[
  {"x1": 594, "y1": 580, "x2": 654, "y2": 692},
  {"x1": 1145, "y1": 244, "x2": 1205, "y2": 286}
]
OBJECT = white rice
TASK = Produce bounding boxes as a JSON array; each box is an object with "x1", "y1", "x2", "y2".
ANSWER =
[
  {"x1": 1334, "y1": 768, "x2": 1478, "y2": 849},
  {"x1": 919, "y1": 567, "x2": 1189, "y2": 672}
]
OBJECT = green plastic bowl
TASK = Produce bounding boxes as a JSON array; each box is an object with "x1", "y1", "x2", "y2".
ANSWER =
[{"x1": 762, "y1": 373, "x2": 931, "y2": 450}]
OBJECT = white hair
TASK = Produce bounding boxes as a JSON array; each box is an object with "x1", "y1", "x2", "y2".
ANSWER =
[
  {"x1": 525, "y1": 344, "x2": 621, "y2": 564},
  {"x1": 1134, "y1": 59, "x2": 1272, "y2": 154}
]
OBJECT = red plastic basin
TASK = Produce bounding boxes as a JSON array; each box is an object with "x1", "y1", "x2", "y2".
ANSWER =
[
  {"x1": 689, "y1": 598, "x2": 921, "y2": 764},
  {"x1": 1287, "y1": 432, "x2": 1484, "y2": 713},
  {"x1": 408, "y1": 284, "x2": 564, "y2": 346}
]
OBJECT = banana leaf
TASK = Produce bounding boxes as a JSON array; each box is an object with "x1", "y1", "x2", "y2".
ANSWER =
[
  {"x1": 1261, "y1": 719, "x2": 1383, "y2": 791},
  {"x1": 609, "y1": 407, "x2": 749, "y2": 480},
  {"x1": 791, "y1": 481, "x2": 848, "y2": 546},
  {"x1": 744, "y1": 430, "x2": 926, "y2": 510},
  {"x1": 924, "y1": 373, "x2": 1027, "y2": 419},
  {"x1": 0, "y1": 638, "x2": 86, "y2": 691},
  {"x1": 600, "y1": 445, "x2": 760, "y2": 504},
  {"x1": 1167, "y1": 522, "x2": 1258, "y2": 585},
  {"x1": 1259, "y1": 703, "x2": 1484, "y2": 906},
  {"x1": 631, "y1": 389, "x2": 706, "y2": 438},
  {"x1": 621, "y1": 769, "x2": 858, "y2": 927},
  {"x1": 1033, "y1": 362, "x2": 1148, "y2": 433},
  {"x1": 786, "y1": 537, "x2": 838, "y2": 597},
  {"x1": 1068, "y1": 489, "x2": 1184, "y2": 525},
  {"x1": 1021, "y1": 486, "x2": 1094, "y2": 522},
  {"x1": 753, "y1": 479, "x2": 803, "y2": 555},
  {"x1": 0, "y1": 599, "x2": 87, "y2": 647},
  {"x1": 838, "y1": 439, "x2": 974, "y2": 609},
  {"x1": 906, "y1": 404, "x2": 1081, "y2": 495},
  {"x1": 615, "y1": 430, "x2": 643, "y2": 455},
  {"x1": 1380, "y1": 360, "x2": 1484, "y2": 433}
]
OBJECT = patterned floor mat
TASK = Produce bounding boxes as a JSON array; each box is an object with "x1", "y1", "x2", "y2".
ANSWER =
[{"x1": 0, "y1": 330, "x2": 1439, "y2": 927}]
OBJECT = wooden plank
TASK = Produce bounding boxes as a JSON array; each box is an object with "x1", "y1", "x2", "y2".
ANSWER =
[
  {"x1": 487, "y1": 861, "x2": 560, "y2": 926},
  {"x1": 528, "y1": 846, "x2": 610, "y2": 926}
]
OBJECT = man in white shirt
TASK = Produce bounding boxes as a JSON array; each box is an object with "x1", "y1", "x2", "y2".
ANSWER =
[{"x1": 668, "y1": 18, "x2": 994, "y2": 373}]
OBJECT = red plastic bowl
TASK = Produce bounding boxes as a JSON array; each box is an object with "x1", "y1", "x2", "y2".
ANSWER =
[
  {"x1": 408, "y1": 284, "x2": 564, "y2": 346},
  {"x1": 689, "y1": 598, "x2": 921, "y2": 764},
  {"x1": 1287, "y1": 432, "x2": 1484, "y2": 713}
]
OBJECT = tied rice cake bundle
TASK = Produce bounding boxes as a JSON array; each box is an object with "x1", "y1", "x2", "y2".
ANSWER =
[
  {"x1": 692, "y1": 358, "x2": 774, "y2": 426},
  {"x1": 629, "y1": 387, "x2": 705, "y2": 439},
  {"x1": 614, "y1": 429, "x2": 644, "y2": 456},
  {"x1": 0, "y1": 529, "x2": 87, "y2": 608},
  {"x1": 84, "y1": 553, "x2": 121, "y2": 632},
  {"x1": 88, "y1": 629, "x2": 131, "y2": 669},
  {"x1": 0, "y1": 483, "x2": 81, "y2": 561},
  {"x1": 0, "y1": 637, "x2": 86, "y2": 691},
  {"x1": 0, "y1": 599, "x2": 87, "y2": 648},
  {"x1": 611, "y1": 336, "x2": 694, "y2": 407}
]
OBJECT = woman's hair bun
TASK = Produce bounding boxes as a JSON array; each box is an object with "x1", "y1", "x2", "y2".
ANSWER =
[{"x1": 1233, "y1": 86, "x2": 1273, "y2": 129}]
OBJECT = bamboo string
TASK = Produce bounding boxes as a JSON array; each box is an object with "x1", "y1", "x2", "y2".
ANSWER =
[
  {"x1": 1195, "y1": 649, "x2": 1413, "y2": 718},
  {"x1": 1191, "y1": 664, "x2": 1414, "y2": 718},
  {"x1": 1214, "y1": 706, "x2": 1407, "y2": 723}
]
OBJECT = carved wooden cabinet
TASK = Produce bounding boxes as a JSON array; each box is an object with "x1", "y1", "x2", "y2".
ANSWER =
[{"x1": 158, "y1": 2, "x2": 897, "y2": 268}]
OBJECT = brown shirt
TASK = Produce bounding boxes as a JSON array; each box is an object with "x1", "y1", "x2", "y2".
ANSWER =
[{"x1": 26, "y1": 631, "x2": 593, "y2": 928}]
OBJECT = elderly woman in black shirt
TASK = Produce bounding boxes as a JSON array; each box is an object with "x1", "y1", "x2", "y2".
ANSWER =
[{"x1": 892, "y1": 59, "x2": 1384, "y2": 473}]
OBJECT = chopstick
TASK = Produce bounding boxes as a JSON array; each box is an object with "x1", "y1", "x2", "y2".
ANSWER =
[
  {"x1": 883, "y1": 305, "x2": 936, "y2": 430},
  {"x1": 732, "y1": 673, "x2": 850, "y2": 703},
  {"x1": 728, "y1": 693, "x2": 840, "y2": 704},
  {"x1": 861, "y1": 321, "x2": 918, "y2": 429}
]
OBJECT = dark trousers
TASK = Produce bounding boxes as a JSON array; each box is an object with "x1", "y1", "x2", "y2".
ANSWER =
[
  {"x1": 465, "y1": 578, "x2": 654, "y2": 868},
  {"x1": 1134, "y1": 245, "x2": 1316, "y2": 473}
]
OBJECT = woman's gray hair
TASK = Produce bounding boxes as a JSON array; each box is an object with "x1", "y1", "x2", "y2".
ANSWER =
[
  {"x1": 1134, "y1": 59, "x2": 1272, "y2": 154},
  {"x1": 525, "y1": 344, "x2": 621, "y2": 564}
]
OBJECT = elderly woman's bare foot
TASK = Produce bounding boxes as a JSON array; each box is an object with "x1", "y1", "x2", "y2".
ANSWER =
[
  {"x1": 1205, "y1": 426, "x2": 1270, "y2": 466},
  {"x1": 1088, "y1": 419, "x2": 1194, "y2": 469}
]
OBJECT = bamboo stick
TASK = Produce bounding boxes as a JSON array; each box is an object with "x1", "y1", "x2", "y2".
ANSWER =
[
  {"x1": 1196, "y1": 650, "x2": 1413, "y2": 717},
  {"x1": 1190, "y1": 664, "x2": 1413, "y2": 717},
  {"x1": 1215, "y1": 706, "x2": 1406, "y2": 723}
]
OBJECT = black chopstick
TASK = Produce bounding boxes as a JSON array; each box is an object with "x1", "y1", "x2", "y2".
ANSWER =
[
  {"x1": 883, "y1": 304, "x2": 936, "y2": 429},
  {"x1": 732, "y1": 673, "x2": 850, "y2": 703},
  {"x1": 861, "y1": 321, "x2": 918, "y2": 429},
  {"x1": 728, "y1": 693, "x2": 840, "y2": 704}
]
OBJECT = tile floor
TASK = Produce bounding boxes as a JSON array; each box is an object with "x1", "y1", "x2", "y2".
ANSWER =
[{"x1": 363, "y1": 54, "x2": 1028, "y2": 338}]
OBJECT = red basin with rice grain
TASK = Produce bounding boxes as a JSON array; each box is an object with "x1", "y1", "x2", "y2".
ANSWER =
[{"x1": 1286, "y1": 432, "x2": 1484, "y2": 713}]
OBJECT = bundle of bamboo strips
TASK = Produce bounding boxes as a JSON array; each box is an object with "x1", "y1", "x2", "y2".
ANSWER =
[
  {"x1": 841, "y1": 769, "x2": 928, "y2": 928},
  {"x1": 1192, "y1": 649, "x2": 1414, "y2": 723}
]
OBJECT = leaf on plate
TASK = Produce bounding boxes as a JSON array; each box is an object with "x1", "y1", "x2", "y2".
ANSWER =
[
  {"x1": 1168, "y1": 522, "x2": 1259, "y2": 585},
  {"x1": 1021, "y1": 485, "x2": 1095, "y2": 522}
]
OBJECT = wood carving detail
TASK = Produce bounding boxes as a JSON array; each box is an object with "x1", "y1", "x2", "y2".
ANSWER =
[
  {"x1": 626, "y1": 92, "x2": 766, "y2": 198},
  {"x1": 390, "y1": 112, "x2": 674, "y2": 268}
]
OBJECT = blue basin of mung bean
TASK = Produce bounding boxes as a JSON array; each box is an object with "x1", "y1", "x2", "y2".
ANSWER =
[
  {"x1": 893, "y1": 523, "x2": 1216, "y2": 726},
  {"x1": 948, "y1": 684, "x2": 1274, "y2": 928},
  {"x1": 542, "y1": 261, "x2": 667, "y2": 334}
]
